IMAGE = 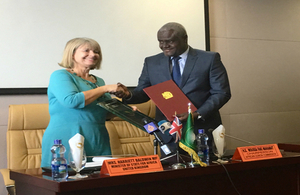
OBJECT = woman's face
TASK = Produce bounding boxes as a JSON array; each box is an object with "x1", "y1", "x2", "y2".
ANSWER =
[{"x1": 72, "y1": 44, "x2": 100, "y2": 69}]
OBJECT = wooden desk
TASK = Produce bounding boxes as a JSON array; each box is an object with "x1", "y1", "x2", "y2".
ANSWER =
[{"x1": 10, "y1": 153, "x2": 300, "y2": 195}]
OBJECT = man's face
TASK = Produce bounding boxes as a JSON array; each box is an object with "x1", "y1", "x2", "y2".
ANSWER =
[{"x1": 157, "y1": 29, "x2": 188, "y2": 57}]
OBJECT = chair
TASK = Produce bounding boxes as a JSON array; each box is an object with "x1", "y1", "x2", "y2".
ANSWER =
[
  {"x1": 107, "y1": 100, "x2": 158, "y2": 156},
  {"x1": 0, "y1": 100, "x2": 157, "y2": 195},
  {"x1": 0, "y1": 104, "x2": 49, "y2": 195}
]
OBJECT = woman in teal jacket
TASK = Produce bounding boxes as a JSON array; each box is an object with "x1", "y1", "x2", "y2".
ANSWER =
[{"x1": 41, "y1": 37, "x2": 120, "y2": 167}]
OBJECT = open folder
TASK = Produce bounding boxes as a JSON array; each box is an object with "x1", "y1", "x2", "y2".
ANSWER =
[
  {"x1": 97, "y1": 99, "x2": 156, "y2": 132},
  {"x1": 143, "y1": 80, "x2": 197, "y2": 122}
]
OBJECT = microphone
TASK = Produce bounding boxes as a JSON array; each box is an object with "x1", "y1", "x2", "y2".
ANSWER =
[
  {"x1": 143, "y1": 121, "x2": 159, "y2": 134},
  {"x1": 157, "y1": 120, "x2": 174, "y2": 144},
  {"x1": 143, "y1": 121, "x2": 164, "y2": 145},
  {"x1": 158, "y1": 120, "x2": 172, "y2": 134},
  {"x1": 224, "y1": 134, "x2": 256, "y2": 146},
  {"x1": 142, "y1": 118, "x2": 172, "y2": 156},
  {"x1": 209, "y1": 127, "x2": 257, "y2": 146}
]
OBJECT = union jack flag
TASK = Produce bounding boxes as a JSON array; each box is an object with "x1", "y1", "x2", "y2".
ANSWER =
[{"x1": 169, "y1": 116, "x2": 182, "y2": 143}]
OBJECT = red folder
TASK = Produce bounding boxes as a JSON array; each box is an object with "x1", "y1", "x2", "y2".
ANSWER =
[{"x1": 143, "y1": 80, "x2": 197, "y2": 121}]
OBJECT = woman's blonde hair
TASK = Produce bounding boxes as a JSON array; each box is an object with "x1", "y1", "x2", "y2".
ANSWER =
[{"x1": 58, "y1": 37, "x2": 102, "y2": 69}]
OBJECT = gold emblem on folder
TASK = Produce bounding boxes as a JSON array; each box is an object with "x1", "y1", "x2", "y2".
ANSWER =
[{"x1": 162, "y1": 91, "x2": 173, "y2": 99}]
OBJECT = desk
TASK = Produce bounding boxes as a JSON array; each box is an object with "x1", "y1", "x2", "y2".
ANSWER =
[{"x1": 10, "y1": 152, "x2": 300, "y2": 195}]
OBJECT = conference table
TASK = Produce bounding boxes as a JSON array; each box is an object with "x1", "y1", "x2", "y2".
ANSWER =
[{"x1": 10, "y1": 143, "x2": 300, "y2": 195}]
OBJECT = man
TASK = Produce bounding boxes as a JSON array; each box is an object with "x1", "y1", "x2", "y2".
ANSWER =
[{"x1": 117, "y1": 22, "x2": 231, "y2": 157}]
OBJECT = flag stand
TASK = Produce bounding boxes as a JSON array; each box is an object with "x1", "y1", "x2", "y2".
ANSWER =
[{"x1": 171, "y1": 149, "x2": 187, "y2": 169}]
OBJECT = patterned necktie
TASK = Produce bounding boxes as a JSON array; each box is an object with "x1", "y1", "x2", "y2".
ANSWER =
[{"x1": 172, "y1": 56, "x2": 181, "y2": 86}]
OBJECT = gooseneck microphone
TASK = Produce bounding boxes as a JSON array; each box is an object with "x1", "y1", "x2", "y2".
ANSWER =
[
  {"x1": 142, "y1": 118, "x2": 172, "y2": 155},
  {"x1": 224, "y1": 134, "x2": 256, "y2": 146},
  {"x1": 143, "y1": 121, "x2": 164, "y2": 145},
  {"x1": 209, "y1": 128, "x2": 257, "y2": 146}
]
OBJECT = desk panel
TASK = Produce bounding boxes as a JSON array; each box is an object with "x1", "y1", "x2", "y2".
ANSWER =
[{"x1": 10, "y1": 155, "x2": 300, "y2": 195}]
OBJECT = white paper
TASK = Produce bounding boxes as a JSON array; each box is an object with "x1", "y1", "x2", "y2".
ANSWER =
[
  {"x1": 68, "y1": 133, "x2": 85, "y2": 169},
  {"x1": 212, "y1": 125, "x2": 226, "y2": 156},
  {"x1": 92, "y1": 157, "x2": 116, "y2": 165},
  {"x1": 85, "y1": 161, "x2": 103, "y2": 168}
]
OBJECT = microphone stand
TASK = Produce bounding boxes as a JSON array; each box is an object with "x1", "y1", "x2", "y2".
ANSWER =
[
  {"x1": 153, "y1": 139, "x2": 158, "y2": 155},
  {"x1": 159, "y1": 142, "x2": 186, "y2": 163}
]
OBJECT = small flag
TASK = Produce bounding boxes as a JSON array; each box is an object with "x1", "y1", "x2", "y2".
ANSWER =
[
  {"x1": 179, "y1": 103, "x2": 207, "y2": 167},
  {"x1": 169, "y1": 116, "x2": 182, "y2": 143}
]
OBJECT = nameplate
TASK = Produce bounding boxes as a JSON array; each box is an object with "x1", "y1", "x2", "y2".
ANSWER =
[
  {"x1": 231, "y1": 144, "x2": 282, "y2": 162},
  {"x1": 100, "y1": 155, "x2": 163, "y2": 176}
]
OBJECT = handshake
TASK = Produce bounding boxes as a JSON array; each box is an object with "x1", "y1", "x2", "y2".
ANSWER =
[{"x1": 109, "y1": 82, "x2": 131, "y2": 99}]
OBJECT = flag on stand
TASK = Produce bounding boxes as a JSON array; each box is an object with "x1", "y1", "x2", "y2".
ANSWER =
[
  {"x1": 169, "y1": 116, "x2": 182, "y2": 143},
  {"x1": 179, "y1": 103, "x2": 207, "y2": 167}
]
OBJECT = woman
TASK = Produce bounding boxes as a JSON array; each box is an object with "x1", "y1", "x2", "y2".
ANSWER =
[{"x1": 41, "y1": 37, "x2": 120, "y2": 167}]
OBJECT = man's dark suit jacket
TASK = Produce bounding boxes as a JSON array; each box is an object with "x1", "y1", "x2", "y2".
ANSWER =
[{"x1": 125, "y1": 47, "x2": 231, "y2": 153}]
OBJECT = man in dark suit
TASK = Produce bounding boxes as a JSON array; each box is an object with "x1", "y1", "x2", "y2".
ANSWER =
[{"x1": 116, "y1": 22, "x2": 231, "y2": 157}]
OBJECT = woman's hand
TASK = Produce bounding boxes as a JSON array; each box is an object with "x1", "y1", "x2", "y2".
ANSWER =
[
  {"x1": 130, "y1": 106, "x2": 138, "y2": 111},
  {"x1": 105, "y1": 84, "x2": 119, "y2": 94}
]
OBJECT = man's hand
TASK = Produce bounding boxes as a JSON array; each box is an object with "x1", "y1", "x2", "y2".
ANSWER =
[
  {"x1": 175, "y1": 112, "x2": 188, "y2": 122},
  {"x1": 112, "y1": 82, "x2": 131, "y2": 99},
  {"x1": 175, "y1": 112, "x2": 201, "y2": 122}
]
